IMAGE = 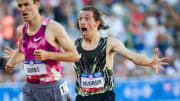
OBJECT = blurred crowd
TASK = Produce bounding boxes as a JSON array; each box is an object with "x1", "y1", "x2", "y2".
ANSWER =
[{"x1": 0, "y1": 0, "x2": 180, "y2": 83}]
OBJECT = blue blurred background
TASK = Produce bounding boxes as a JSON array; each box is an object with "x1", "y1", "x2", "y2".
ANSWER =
[{"x1": 0, "y1": 0, "x2": 180, "y2": 101}]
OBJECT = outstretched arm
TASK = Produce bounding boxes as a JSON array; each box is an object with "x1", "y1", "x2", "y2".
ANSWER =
[{"x1": 109, "y1": 37, "x2": 168, "y2": 74}]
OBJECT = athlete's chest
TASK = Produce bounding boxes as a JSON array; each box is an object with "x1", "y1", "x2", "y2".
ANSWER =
[{"x1": 81, "y1": 41, "x2": 99, "y2": 51}]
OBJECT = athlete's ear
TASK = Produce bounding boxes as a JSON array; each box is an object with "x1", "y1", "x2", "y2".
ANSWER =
[
  {"x1": 95, "y1": 21, "x2": 100, "y2": 28},
  {"x1": 35, "y1": 1, "x2": 40, "y2": 8}
]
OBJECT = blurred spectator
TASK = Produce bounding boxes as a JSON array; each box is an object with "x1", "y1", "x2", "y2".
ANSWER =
[
  {"x1": 0, "y1": 16, "x2": 14, "y2": 40},
  {"x1": 0, "y1": 4, "x2": 15, "y2": 49},
  {"x1": 142, "y1": 21, "x2": 157, "y2": 57},
  {"x1": 82, "y1": 0, "x2": 93, "y2": 5},
  {"x1": 53, "y1": 1, "x2": 68, "y2": 25},
  {"x1": 0, "y1": 34, "x2": 3, "y2": 54}
]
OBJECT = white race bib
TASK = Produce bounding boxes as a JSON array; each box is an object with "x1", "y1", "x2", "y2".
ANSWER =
[
  {"x1": 59, "y1": 81, "x2": 69, "y2": 95},
  {"x1": 24, "y1": 59, "x2": 47, "y2": 76},
  {"x1": 80, "y1": 72, "x2": 104, "y2": 92}
]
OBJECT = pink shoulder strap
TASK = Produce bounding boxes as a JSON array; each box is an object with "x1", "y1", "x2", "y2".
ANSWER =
[
  {"x1": 22, "y1": 22, "x2": 28, "y2": 37},
  {"x1": 42, "y1": 18, "x2": 50, "y2": 26}
]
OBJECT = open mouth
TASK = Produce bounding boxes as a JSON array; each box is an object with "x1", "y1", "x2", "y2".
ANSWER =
[
  {"x1": 22, "y1": 13, "x2": 28, "y2": 17},
  {"x1": 81, "y1": 27, "x2": 87, "y2": 32},
  {"x1": 81, "y1": 27, "x2": 88, "y2": 36}
]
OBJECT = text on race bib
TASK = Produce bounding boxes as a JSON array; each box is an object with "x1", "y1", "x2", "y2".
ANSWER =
[
  {"x1": 59, "y1": 81, "x2": 69, "y2": 95},
  {"x1": 24, "y1": 59, "x2": 47, "y2": 76},
  {"x1": 81, "y1": 72, "x2": 104, "y2": 93}
]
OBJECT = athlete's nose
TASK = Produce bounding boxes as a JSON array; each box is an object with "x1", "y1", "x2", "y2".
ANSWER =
[
  {"x1": 21, "y1": 5, "x2": 26, "y2": 12},
  {"x1": 80, "y1": 18, "x2": 87, "y2": 25}
]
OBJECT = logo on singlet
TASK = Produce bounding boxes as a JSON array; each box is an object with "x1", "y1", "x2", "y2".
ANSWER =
[
  {"x1": 29, "y1": 60, "x2": 34, "y2": 66},
  {"x1": 33, "y1": 37, "x2": 41, "y2": 42},
  {"x1": 88, "y1": 74, "x2": 93, "y2": 80}
]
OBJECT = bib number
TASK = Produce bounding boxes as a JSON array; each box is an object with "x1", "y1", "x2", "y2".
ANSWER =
[
  {"x1": 24, "y1": 59, "x2": 47, "y2": 76},
  {"x1": 81, "y1": 72, "x2": 104, "y2": 93},
  {"x1": 59, "y1": 81, "x2": 69, "y2": 95}
]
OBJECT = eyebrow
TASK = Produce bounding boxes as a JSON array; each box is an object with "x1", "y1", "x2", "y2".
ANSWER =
[{"x1": 79, "y1": 15, "x2": 91, "y2": 17}]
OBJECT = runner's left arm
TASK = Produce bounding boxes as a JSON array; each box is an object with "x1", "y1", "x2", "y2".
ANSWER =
[{"x1": 108, "y1": 37, "x2": 168, "y2": 73}]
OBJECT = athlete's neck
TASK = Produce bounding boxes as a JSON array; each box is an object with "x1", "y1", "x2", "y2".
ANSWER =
[
  {"x1": 27, "y1": 14, "x2": 43, "y2": 34},
  {"x1": 84, "y1": 31, "x2": 100, "y2": 43}
]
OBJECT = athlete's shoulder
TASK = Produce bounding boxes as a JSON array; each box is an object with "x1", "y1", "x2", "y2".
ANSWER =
[
  {"x1": 107, "y1": 36, "x2": 125, "y2": 51},
  {"x1": 46, "y1": 19, "x2": 65, "y2": 31},
  {"x1": 74, "y1": 37, "x2": 82, "y2": 46},
  {"x1": 48, "y1": 19, "x2": 58, "y2": 25},
  {"x1": 75, "y1": 37, "x2": 82, "y2": 42},
  {"x1": 107, "y1": 36, "x2": 119, "y2": 46},
  {"x1": 17, "y1": 25, "x2": 24, "y2": 30},
  {"x1": 107, "y1": 36, "x2": 117, "y2": 42},
  {"x1": 48, "y1": 20, "x2": 63, "y2": 27},
  {"x1": 16, "y1": 25, "x2": 24, "y2": 35}
]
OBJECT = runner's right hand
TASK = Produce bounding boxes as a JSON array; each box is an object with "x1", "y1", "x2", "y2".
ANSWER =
[
  {"x1": 5, "y1": 61, "x2": 14, "y2": 74},
  {"x1": 3, "y1": 47, "x2": 15, "y2": 73},
  {"x1": 3, "y1": 47, "x2": 15, "y2": 59}
]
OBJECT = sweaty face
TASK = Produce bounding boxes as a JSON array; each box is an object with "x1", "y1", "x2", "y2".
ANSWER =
[
  {"x1": 17, "y1": 0, "x2": 38, "y2": 22},
  {"x1": 78, "y1": 11, "x2": 99, "y2": 39}
]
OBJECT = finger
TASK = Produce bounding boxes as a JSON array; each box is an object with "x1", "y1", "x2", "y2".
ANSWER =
[
  {"x1": 159, "y1": 66, "x2": 165, "y2": 71},
  {"x1": 6, "y1": 70, "x2": 13, "y2": 74},
  {"x1": 154, "y1": 48, "x2": 158, "y2": 58},
  {"x1": 5, "y1": 47, "x2": 15, "y2": 52},
  {"x1": 4, "y1": 50, "x2": 12, "y2": 55},
  {"x1": 33, "y1": 50, "x2": 38, "y2": 54},
  {"x1": 34, "y1": 55, "x2": 40, "y2": 60},
  {"x1": 6, "y1": 64, "x2": 14, "y2": 69},
  {"x1": 160, "y1": 62, "x2": 169, "y2": 66},
  {"x1": 34, "y1": 55, "x2": 38, "y2": 59},
  {"x1": 34, "y1": 54, "x2": 41, "y2": 57},
  {"x1": 34, "y1": 49, "x2": 42, "y2": 52},
  {"x1": 6, "y1": 63, "x2": 14, "y2": 67},
  {"x1": 3, "y1": 56, "x2": 11, "y2": 59},
  {"x1": 36, "y1": 57, "x2": 41, "y2": 61},
  {"x1": 160, "y1": 58, "x2": 168, "y2": 62},
  {"x1": 6, "y1": 67, "x2": 13, "y2": 73},
  {"x1": 33, "y1": 50, "x2": 41, "y2": 55},
  {"x1": 33, "y1": 51, "x2": 39, "y2": 55},
  {"x1": 156, "y1": 67, "x2": 159, "y2": 74},
  {"x1": 6, "y1": 69, "x2": 13, "y2": 72}
]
